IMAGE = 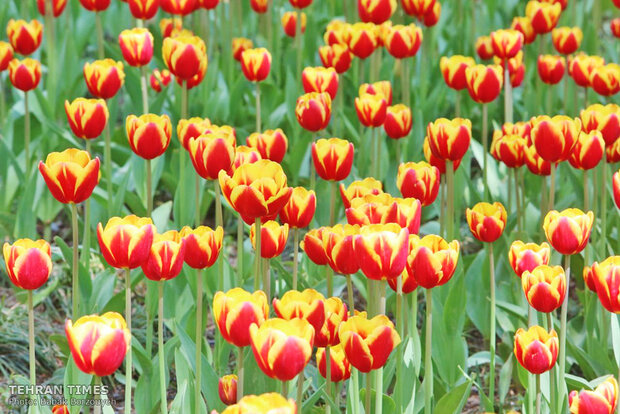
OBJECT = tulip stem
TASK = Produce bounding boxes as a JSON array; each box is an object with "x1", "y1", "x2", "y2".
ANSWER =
[
  {"x1": 329, "y1": 180, "x2": 337, "y2": 226},
  {"x1": 535, "y1": 374, "x2": 541, "y2": 414},
  {"x1": 600, "y1": 163, "x2": 608, "y2": 256},
  {"x1": 140, "y1": 66, "x2": 149, "y2": 114},
  {"x1": 195, "y1": 269, "x2": 204, "y2": 414},
  {"x1": 514, "y1": 169, "x2": 522, "y2": 233},
  {"x1": 374, "y1": 282, "x2": 386, "y2": 414},
  {"x1": 125, "y1": 269, "x2": 133, "y2": 414},
  {"x1": 455, "y1": 89, "x2": 460, "y2": 118},
  {"x1": 292, "y1": 228, "x2": 299, "y2": 290},
  {"x1": 214, "y1": 179, "x2": 224, "y2": 294},
  {"x1": 0, "y1": 76, "x2": 5, "y2": 126},
  {"x1": 254, "y1": 218, "x2": 262, "y2": 292},
  {"x1": 326, "y1": 346, "x2": 332, "y2": 414},
  {"x1": 488, "y1": 242, "x2": 496, "y2": 409},
  {"x1": 402, "y1": 58, "x2": 410, "y2": 109},
  {"x1": 103, "y1": 119, "x2": 113, "y2": 216},
  {"x1": 158, "y1": 282, "x2": 168, "y2": 414},
  {"x1": 546, "y1": 311, "x2": 556, "y2": 412},
  {"x1": 346, "y1": 274, "x2": 355, "y2": 316},
  {"x1": 439, "y1": 177, "x2": 446, "y2": 238},
  {"x1": 365, "y1": 372, "x2": 372, "y2": 414},
  {"x1": 424, "y1": 288, "x2": 433, "y2": 414},
  {"x1": 95, "y1": 12, "x2": 104, "y2": 60},
  {"x1": 296, "y1": 372, "x2": 304, "y2": 413},
  {"x1": 295, "y1": 7, "x2": 302, "y2": 82},
  {"x1": 28, "y1": 290, "x2": 35, "y2": 399},
  {"x1": 282, "y1": 380, "x2": 288, "y2": 397},
  {"x1": 71, "y1": 203, "x2": 79, "y2": 317},
  {"x1": 519, "y1": 168, "x2": 526, "y2": 229},
  {"x1": 395, "y1": 276, "x2": 403, "y2": 413},
  {"x1": 147, "y1": 159, "x2": 153, "y2": 216},
  {"x1": 24, "y1": 91, "x2": 30, "y2": 174},
  {"x1": 482, "y1": 103, "x2": 488, "y2": 200},
  {"x1": 446, "y1": 160, "x2": 455, "y2": 241},
  {"x1": 237, "y1": 218, "x2": 244, "y2": 286},
  {"x1": 549, "y1": 162, "x2": 556, "y2": 211},
  {"x1": 583, "y1": 170, "x2": 589, "y2": 212},
  {"x1": 558, "y1": 254, "x2": 570, "y2": 410},
  {"x1": 237, "y1": 346, "x2": 244, "y2": 401},
  {"x1": 94, "y1": 376, "x2": 102, "y2": 414},
  {"x1": 351, "y1": 368, "x2": 361, "y2": 414},
  {"x1": 255, "y1": 82, "x2": 261, "y2": 133},
  {"x1": 504, "y1": 66, "x2": 513, "y2": 124},
  {"x1": 263, "y1": 258, "x2": 271, "y2": 300}
]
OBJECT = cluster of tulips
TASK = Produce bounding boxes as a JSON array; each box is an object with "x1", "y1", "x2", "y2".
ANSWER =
[{"x1": 2, "y1": 0, "x2": 620, "y2": 413}]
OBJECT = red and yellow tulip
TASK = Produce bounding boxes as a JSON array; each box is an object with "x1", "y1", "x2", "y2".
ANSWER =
[
  {"x1": 38, "y1": 149, "x2": 100, "y2": 204},
  {"x1": 525, "y1": 1, "x2": 561, "y2": 34},
  {"x1": 569, "y1": 377, "x2": 618, "y2": 414},
  {"x1": 8, "y1": 58, "x2": 41, "y2": 91},
  {"x1": 538, "y1": 54, "x2": 565, "y2": 85},
  {"x1": 513, "y1": 325, "x2": 558, "y2": 374},
  {"x1": 246, "y1": 129, "x2": 288, "y2": 163},
  {"x1": 118, "y1": 28, "x2": 154, "y2": 67},
  {"x1": 317, "y1": 344, "x2": 351, "y2": 382},
  {"x1": 406, "y1": 234, "x2": 459, "y2": 289},
  {"x1": 301, "y1": 227, "x2": 330, "y2": 265},
  {"x1": 322, "y1": 224, "x2": 361, "y2": 275},
  {"x1": 475, "y1": 35, "x2": 494, "y2": 60},
  {"x1": 233, "y1": 38, "x2": 253, "y2": 62},
  {"x1": 569, "y1": 53, "x2": 604, "y2": 88},
  {"x1": 279, "y1": 187, "x2": 316, "y2": 229},
  {"x1": 466, "y1": 202, "x2": 507, "y2": 243},
  {"x1": 552, "y1": 26, "x2": 583, "y2": 55},
  {"x1": 250, "y1": 220, "x2": 289, "y2": 259},
  {"x1": 384, "y1": 24, "x2": 423, "y2": 59},
  {"x1": 36, "y1": 0, "x2": 68, "y2": 17},
  {"x1": 6, "y1": 19, "x2": 43, "y2": 55},
  {"x1": 397, "y1": 161, "x2": 440, "y2": 206},
  {"x1": 97, "y1": 216, "x2": 154, "y2": 269},
  {"x1": 465, "y1": 64, "x2": 503, "y2": 103},
  {"x1": 281, "y1": 11, "x2": 306, "y2": 37},
  {"x1": 188, "y1": 131, "x2": 236, "y2": 180},
  {"x1": 126, "y1": 114, "x2": 172, "y2": 160},
  {"x1": 511, "y1": 16, "x2": 537, "y2": 45},
  {"x1": 213, "y1": 288, "x2": 269, "y2": 347},
  {"x1": 347, "y1": 194, "x2": 422, "y2": 234},
  {"x1": 302, "y1": 66, "x2": 339, "y2": 100},
  {"x1": 273, "y1": 289, "x2": 325, "y2": 336},
  {"x1": 384, "y1": 104, "x2": 412, "y2": 139},
  {"x1": 580, "y1": 104, "x2": 620, "y2": 146},
  {"x1": 179, "y1": 226, "x2": 223, "y2": 269},
  {"x1": 127, "y1": 0, "x2": 159, "y2": 19},
  {"x1": 521, "y1": 265, "x2": 566, "y2": 313},
  {"x1": 150, "y1": 68, "x2": 171, "y2": 92},
  {"x1": 312, "y1": 138, "x2": 354, "y2": 181},
  {"x1": 221, "y1": 393, "x2": 296, "y2": 414},
  {"x1": 218, "y1": 374, "x2": 238, "y2": 406},
  {"x1": 531, "y1": 115, "x2": 582, "y2": 163},
  {"x1": 355, "y1": 93, "x2": 387, "y2": 127},
  {"x1": 177, "y1": 117, "x2": 212, "y2": 151},
  {"x1": 590, "y1": 64, "x2": 620, "y2": 97},
  {"x1": 0, "y1": 42, "x2": 13, "y2": 71},
  {"x1": 319, "y1": 44, "x2": 352, "y2": 74},
  {"x1": 339, "y1": 178, "x2": 383, "y2": 209},
  {"x1": 78, "y1": 0, "x2": 111, "y2": 11},
  {"x1": 591, "y1": 256, "x2": 620, "y2": 313},
  {"x1": 161, "y1": 0, "x2": 196, "y2": 15},
  {"x1": 440, "y1": 55, "x2": 476, "y2": 91},
  {"x1": 315, "y1": 297, "x2": 348, "y2": 347},
  {"x1": 141, "y1": 230, "x2": 186, "y2": 281},
  {"x1": 490, "y1": 29, "x2": 523, "y2": 60},
  {"x1": 162, "y1": 35, "x2": 207, "y2": 80},
  {"x1": 353, "y1": 223, "x2": 409, "y2": 281},
  {"x1": 508, "y1": 241, "x2": 551, "y2": 278},
  {"x1": 240, "y1": 48, "x2": 271, "y2": 82},
  {"x1": 543, "y1": 208, "x2": 594, "y2": 255},
  {"x1": 296, "y1": 92, "x2": 332, "y2": 132},
  {"x1": 347, "y1": 22, "x2": 378, "y2": 59},
  {"x1": 3, "y1": 239, "x2": 52, "y2": 290},
  {"x1": 65, "y1": 98, "x2": 109, "y2": 140},
  {"x1": 427, "y1": 117, "x2": 472, "y2": 161},
  {"x1": 568, "y1": 130, "x2": 604, "y2": 170},
  {"x1": 83, "y1": 59, "x2": 125, "y2": 99},
  {"x1": 491, "y1": 131, "x2": 527, "y2": 168}
]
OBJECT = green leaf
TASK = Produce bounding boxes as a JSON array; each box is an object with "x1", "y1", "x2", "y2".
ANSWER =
[{"x1": 433, "y1": 378, "x2": 472, "y2": 414}]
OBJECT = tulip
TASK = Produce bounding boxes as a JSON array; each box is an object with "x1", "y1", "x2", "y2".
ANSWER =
[
  {"x1": 495, "y1": 51, "x2": 525, "y2": 88},
  {"x1": 290, "y1": 0, "x2": 312, "y2": 7},
  {"x1": 83, "y1": 59, "x2": 125, "y2": 99},
  {"x1": 359, "y1": 80, "x2": 392, "y2": 106},
  {"x1": 163, "y1": 35, "x2": 207, "y2": 81},
  {"x1": 179, "y1": 225, "x2": 223, "y2": 269},
  {"x1": 8, "y1": 58, "x2": 41, "y2": 91},
  {"x1": 177, "y1": 117, "x2": 211, "y2": 150},
  {"x1": 590, "y1": 64, "x2": 620, "y2": 97},
  {"x1": 476, "y1": 35, "x2": 494, "y2": 60},
  {"x1": 197, "y1": 0, "x2": 218, "y2": 8},
  {"x1": 509, "y1": 241, "x2": 551, "y2": 278},
  {"x1": 401, "y1": 0, "x2": 435, "y2": 18},
  {"x1": 466, "y1": 202, "x2": 507, "y2": 243},
  {"x1": 513, "y1": 325, "x2": 559, "y2": 374},
  {"x1": 321, "y1": 224, "x2": 361, "y2": 276},
  {"x1": 384, "y1": 104, "x2": 412, "y2": 140},
  {"x1": 427, "y1": 117, "x2": 472, "y2": 161},
  {"x1": 614, "y1": 170, "x2": 620, "y2": 210},
  {"x1": 141, "y1": 230, "x2": 186, "y2": 281},
  {"x1": 354, "y1": 223, "x2": 409, "y2": 281},
  {"x1": 64, "y1": 98, "x2": 109, "y2": 140},
  {"x1": 490, "y1": 29, "x2": 523, "y2": 60},
  {"x1": 127, "y1": 0, "x2": 160, "y2": 20},
  {"x1": 531, "y1": 115, "x2": 581, "y2": 163},
  {"x1": 421, "y1": 2, "x2": 440, "y2": 27},
  {"x1": 319, "y1": 44, "x2": 352, "y2": 74},
  {"x1": 150, "y1": 68, "x2": 171, "y2": 92},
  {"x1": 583, "y1": 265, "x2": 598, "y2": 293},
  {"x1": 240, "y1": 48, "x2": 271, "y2": 82},
  {"x1": 358, "y1": 0, "x2": 396, "y2": 23},
  {"x1": 580, "y1": 104, "x2": 620, "y2": 146},
  {"x1": 0, "y1": 41, "x2": 13, "y2": 71},
  {"x1": 338, "y1": 312, "x2": 400, "y2": 372},
  {"x1": 317, "y1": 344, "x2": 351, "y2": 382},
  {"x1": 491, "y1": 132, "x2": 527, "y2": 168},
  {"x1": 543, "y1": 208, "x2": 593, "y2": 255},
  {"x1": 282, "y1": 11, "x2": 306, "y2": 37},
  {"x1": 221, "y1": 393, "x2": 297, "y2": 413},
  {"x1": 440, "y1": 55, "x2": 475, "y2": 91},
  {"x1": 126, "y1": 114, "x2": 172, "y2": 160},
  {"x1": 273, "y1": 289, "x2": 325, "y2": 338},
  {"x1": 521, "y1": 265, "x2": 566, "y2": 313},
  {"x1": 568, "y1": 131, "x2": 604, "y2": 170},
  {"x1": 347, "y1": 194, "x2": 422, "y2": 234},
  {"x1": 78, "y1": 0, "x2": 111, "y2": 11},
  {"x1": 511, "y1": 16, "x2": 537, "y2": 45},
  {"x1": 612, "y1": 18, "x2": 620, "y2": 39},
  {"x1": 301, "y1": 227, "x2": 330, "y2": 265},
  {"x1": 312, "y1": 138, "x2": 354, "y2": 182},
  {"x1": 569, "y1": 53, "x2": 605, "y2": 88},
  {"x1": 118, "y1": 28, "x2": 154, "y2": 67},
  {"x1": 296, "y1": 92, "x2": 332, "y2": 132},
  {"x1": 38, "y1": 148, "x2": 100, "y2": 204},
  {"x1": 538, "y1": 54, "x2": 566, "y2": 85},
  {"x1": 524, "y1": 143, "x2": 552, "y2": 176},
  {"x1": 37, "y1": 0, "x2": 68, "y2": 17},
  {"x1": 465, "y1": 64, "x2": 503, "y2": 103},
  {"x1": 250, "y1": 220, "x2": 289, "y2": 259},
  {"x1": 246, "y1": 129, "x2": 288, "y2": 163},
  {"x1": 552, "y1": 26, "x2": 583, "y2": 55},
  {"x1": 249, "y1": 318, "x2": 314, "y2": 381},
  {"x1": 406, "y1": 234, "x2": 459, "y2": 289},
  {"x1": 526, "y1": 1, "x2": 561, "y2": 34},
  {"x1": 188, "y1": 131, "x2": 236, "y2": 180},
  {"x1": 233, "y1": 146, "x2": 262, "y2": 170},
  {"x1": 6, "y1": 20, "x2": 43, "y2": 56},
  {"x1": 52, "y1": 405, "x2": 69, "y2": 414},
  {"x1": 159, "y1": 17, "x2": 183, "y2": 38},
  {"x1": 302, "y1": 66, "x2": 338, "y2": 99},
  {"x1": 97, "y1": 215, "x2": 155, "y2": 269},
  {"x1": 397, "y1": 161, "x2": 440, "y2": 206},
  {"x1": 219, "y1": 374, "x2": 238, "y2": 406},
  {"x1": 3, "y1": 239, "x2": 52, "y2": 290},
  {"x1": 569, "y1": 377, "x2": 619, "y2": 414},
  {"x1": 591, "y1": 256, "x2": 620, "y2": 313},
  {"x1": 232, "y1": 37, "x2": 253, "y2": 61},
  {"x1": 355, "y1": 93, "x2": 387, "y2": 127},
  {"x1": 541, "y1": 0, "x2": 567, "y2": 9},
  {"x1": 65, "y1": 312, "x2": 131, "y2": 376},
  {"x1": 384, "y1": 24, "x2": 422, "y2": 59},
  {"x1": 339, "y1": 178, "x2": 383, "y2": 208},
  {"x1": 347, "y1": 22, "x2": 378, "y2": 59},
  {"x1": 280, "y1": 187, "x2": 316, "y2": 229},
  {"x1": 161, "y1": 0, "x2": 196, "y2": 15},
  {"x1": 214, "y1": 288, "x2": 270, "y2": 349},
  {"x1": 250, "y1": 0, "x2": 268, "y2": 12},
  {"x1": 606, "y1": 140, "x2": 620, "y2": 163}
]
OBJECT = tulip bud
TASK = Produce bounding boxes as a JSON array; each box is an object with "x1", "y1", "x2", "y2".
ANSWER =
[
  {"x1": 249, "y1": 318, "x2": 315, "y2": 381},
  {"x1": 465, "y1": 64, "x2": 503, "y2": 103},
  {"x1": 312, "y1": 138, "x2": 354, "y2": 182},
  {"x1": 355, "y1": 93, "x2": 387, "y2": 127},
  {"x1": 97, "y1": 216, "x2": 154, "y2": 269},
  {"x1": 78, "y1": 0, "x2": 111, "y2": 11},
  {"x1": 281, "y1": 11, "x2": 306, "y2": 37},
  {"x1": 246, "y1": 129, "x2": 288, "y2": 163},
  {"x1": 359, "y1": 0, "x2": 396, "y2": 24},
  {"x1": 218, "y1": 374, "x2": 238, "y2": 406},
  {"x1": 280, "y1": 187, "x2": 316, "y2": 229},
  {"x1": 359, "y1": 80, "x2": 392, "y2": 105},
  {"x1": 607, "y1": 139, "x2": 620, "y2": 163},
  {"x1": 188, "y1": 131, "x2": 236, "y2": 180},
  {"x1": 509, "y1": 241, "x2": 551, "y2": 278},
  {"x1": 322, "y1": 224, "x2": 361, "y2": 275},
  {"x1": 590, "y1": 64, "x2": 620, "y2": 97},
  {"x1": 161, "y1": 0, "x2": 196, "y2": 15},
  {"x1": 302, "y1": 67, "x2": 339, "y2": 100},
  {"x1": 301, "y1": 227, "x2": 330, "y2": 265},
  {"x1": 513, "y1": 325, "x2": 558, "y2": 374},
  {"x1": 240, "y1": 48, "x2": 271, "y2": 82},
  {"x1": 179, "y1": 226, "x2": 223, "y2": 269},
  {"x1": 491, "y1": 29, "x2": 523, "y2": 60},
  {"x1": 569, "y1": 377, "x2": 618, "y2": 414},
  {"x1": 491, "y1": 131, "x2": 527, "y2": 168},
  {"x1": 440, "y1": 55, "x2": 475, "y2": 91},
  {"x1": 568, "y1": 130, "x2": 604, "y2": 170},
  {"x1": 338, "y1": 312, "x2": 401, "y2": 372},
  {"x1": 521, "y1": 265, "x2": 566, "y2": 313},
  {"x1": 6, "y1": 19, "x2": 43, "y2": 56},
  {"x1": 127, "y1": 0, "x2": 160, "y2": 20},
  {"x1": 163, "y1": 35, "x2": 207, "y2": 80},
  {"x1": 397, "y1": 161, "x2": 440, "y2": 206},
  {"x1": 406, "y1": 234, "x2": 459, "y2": 289},
  {"x1": 384, "y1": 24, "x2": 422, "y2": 59},
  {"x1": 526, "y1": 1, "x2": 561, "y2": 34},
  {"x1": 466, "y1": 202, "x2": 507, "y2": 243},
  {"x1": 612, "y1": 18, "x2": 620, "y2": 39},
  {"x1": 37, "y1": 0, "x2": 68, "y2": 17},
  {"x1": 511, "y1": 16, "x2": 537, "y2": 45},
  {"x1": 126, "y1": 114, "x2": 172, "y2": 160},
  {"x1": 569, "y1": 53, "x2": 605, "y2": 88},
  {"x1": 8, "y1": 58, "x2": 41, "y2": 91},
  {"x1": 543, "y1": 208, "x2": 594, "y2": 255},
  {"x1": 531, "y1": 115, "x2": 581, "y2": 163},
  {"x1": 591, "y1": 256, "x2": 620, "y2": 313},
  {"x1": 250, "y1": 220, "x2": 289, "y2": 258},
  {"x1": 552, "y1": 26, "x2": 583, "y2": 55},
  {"x1": 83, "y1": 59, "x2": 125, "y2": 99},
  {"x1": 347, "y1": 22, "x2": 378, "y2": 59},
  {"x1": 214, "y1": 288, "x2": 269, "y2": 347},
  {"x1": 118, "y1": 28, "x2": 154, "y2": 67},
  {"x1": 354, "y1": 223, "x2": 409, "y2": 281},
  {"x1": 475, "y1": 35, "x2": 494, "y2": 60},
  {"x1": 537, "y1": 54, "x2": 565, "y2": 85},
  {"x1": 427, "y1": 117, "x2": 472, "y2": 161},
  {"x1": 503, "y1": 121, "x2": 532, "y2": 139},
  {"x1": 3, "y1": 239, "x2": 52, "y2": 290},
  {"x1": 319, "y1": 44, "x2": 352, "y2": 74},
  {"x1": 296, "y1": 92, "x2": 332, "y2": 132},
  {"x1": 39, "y1": 149, "x2": 100, "y2": 204},
  {"x1": 581, "y1": 104, "x2": 620, "y2": 146},
  {"x1": 64, "y1": 98, "x2": 109, "y2": 140},
  {"x1": 316, "y1": 344, "x2": 351, "y2": 382},
  {"x1": 150, "y1": 68, "x2": 171, "y2": 92},
  {"x1": 232, "y1": 37, "x2": 253, "y2": 61}
]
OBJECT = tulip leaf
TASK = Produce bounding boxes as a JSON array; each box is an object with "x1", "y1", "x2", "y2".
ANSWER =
[
  {"x1": 62, "y1": 357, "x2": 92, "y2": 414},
  {"x1": 432, "y1": 377, "x2": 472, "y2": 414}
]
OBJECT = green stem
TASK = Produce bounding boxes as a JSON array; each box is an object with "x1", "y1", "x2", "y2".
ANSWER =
[
  {"x1": 255, "y1": 218, "x2": 262, "y2": 292},
  {"x1": 346, "y1": 274, "x2": 355, "y2": 316},
  {"x1": 237, "y1": 218, "x2": 244, "y2": 286},
  {"x1": 549, "y1": 163, "x2": 556, "y2": 211},
  {"x1": 140, "y1": 66, "x2": 149, "y2": 114},
  {"x1": 195, "y1": 269, "x2": 203, "y2": 414},
  {"x1": 535, "y1": 374, "x2": 541, "y2": 414},
  {"x1": 446, "y1": 161, "x2": 455, "y2": 241},
  {"x1": 329, "y1": 180, "x2": 337, "y2": 226},
  {"x1": 326, "y1": 346, "x2": 332, "y2": 414},
  {"x1": 296, "y1": 371, "x2": 304, "y2": 412},
  {"x1": 514, "y1": 169, "x2": 522, "y2": 233},
  {"x1": 214, "y1": 179, "x2": 224, "y2": 290},
  {"x1": 584, "y1": 170, "x2": 589, "y2": 212},
  {"x1": 601, "y1": 163, "x2": 608, "y2": 257},
  {"x1": 372, "y1": 127, "x2": 378, "y2": 178},
  {"x1": 255, "y1": 82, "x2": 261, "y2": 133},
  {"x1": 295, "y1": 8, "x2": 302, "y2": 81},
  {"x1": 558, "y1": 255, "x2": 570, "y2": 409},
  {"x1": 489, "y1": 242, "x2": 496, "y2": 408},
  {"x1": 28, "y1": 290, "x2": 35, "y2": 398},
  {"x1": 181, "y1": 81, "x2": 188, "y2": 119},
  {"x1": 158, "y1": 282, "x2": 168, "y2": 414},
  {"x1": 94, "y1": 376, "x2": 102, "y2": 414},
  {"x1": 411, "y1": 290, "x2": 418, "y2": 342},
  {"x1": 547, "y1": 311, "x2": 556, "y2": 412},
  {"x1": 237, "y1": 347, "x2": 244, "y2": 401},
  {"x1": 44, "y1": 0, "x2": 56, "y2": 109},
  {"x1": 365, "y1": 372, "x2": 372, "y2": 414},
  {"x1": 455, "y1": 89, "x2": 460, "y2": 118},
  {"x1": 24, "y1": 91, "x2": 30, "y2": 174},
  {"x1": 103, "y1": 119, "x2": 113, "y2": 216},
  {"x1": 282, "y1": 380, "x2": 288, "y2": 397},
  {"x1": 125, "y1": 269, "x2": 133, "y2": 413},
  {"x1": 504, "y1": 66, "x2": 513, "y2": 124},
  {"x1": 147, "y1": 159, "x2": 153, "y2": 216},
  {"x1": 439, "y1": 177, "x2": 446, "y2": 238},
  {"x1": 351, "y1": 368, "x2": 361, "y2": 414},
  {"x1": 519, "y1": 168, "x2": 526, "y2": 229},
  {"x1": 292, "y1": 228, "x2": 299, "y2": 290},
  {"x1": 71, "y1": 203, "x2": 79, "y2": 317},
  {"x1": 402, "y1": 58, "x2": 410, "y2": 108},
  {"x1": 263, "y1": 258, "x2": 270, "y2": 301},
  {"x1": 375, "y1": 282, "x2": 386, "y2": 414},
  {"x1": 395, "y1": 276, "x2": 403, "y2": 412},
  {"x1": 482, "y1": 103, "x2": 488, "y2": 200},
  {"x1": 95, "y1": 12, "x2": 104, "y2": 59},
  {"x1": 424, "y1": 288, "x2": 433, "y2": 414},
  {"x1": 0, "y1": 76, "x2": 6, "y2": 125}
]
